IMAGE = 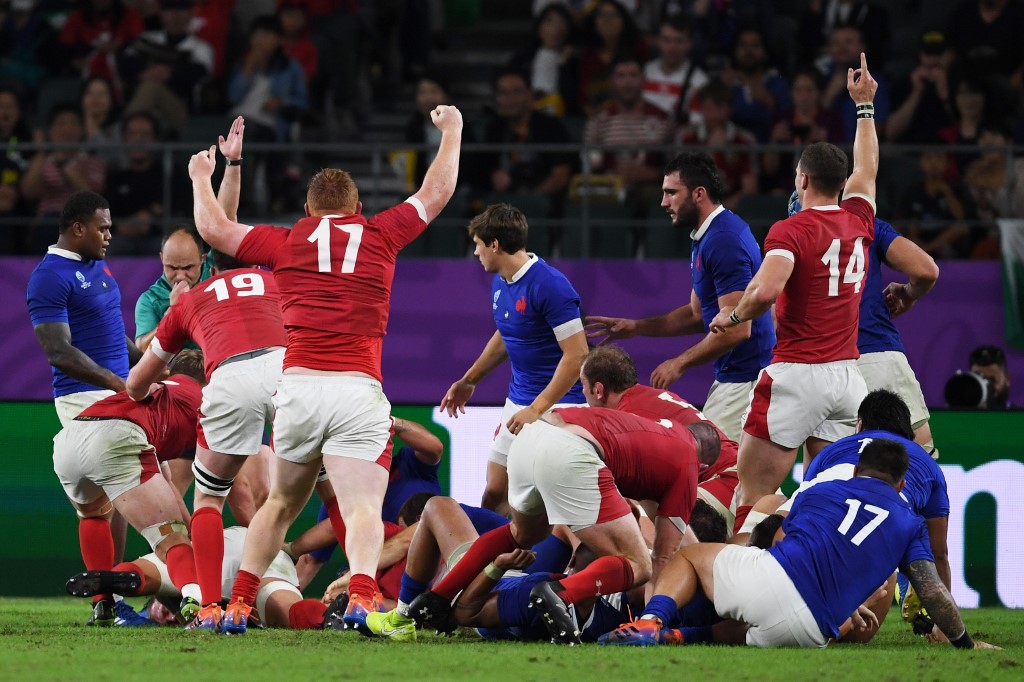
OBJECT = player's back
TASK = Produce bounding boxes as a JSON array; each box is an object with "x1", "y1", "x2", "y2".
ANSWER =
[
  {"x1": 160, "y1": 268, "x2": 287, "y2": 378},
  {"x1": 769, "y1": 476, "x2": 934, "y2": 640},
  {"x1": 764, "y1": 197, "x2": 875, "y2": 363}
]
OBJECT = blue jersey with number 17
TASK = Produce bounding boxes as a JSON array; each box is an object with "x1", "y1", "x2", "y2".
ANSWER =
[
  {"x1": 769, "y1": 476, "x2": 934, "y2": 640},
  {"x1": 492, "y1": 255, "x2": 585, "y2": 406}
]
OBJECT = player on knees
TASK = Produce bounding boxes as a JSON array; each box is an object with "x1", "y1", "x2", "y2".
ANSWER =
[
  {"x1": 59, "y1": 351, "x2": 206, "y2": 626},
  {"x1": 441, "y1": 204, "x2": 589, "y2": 514}
]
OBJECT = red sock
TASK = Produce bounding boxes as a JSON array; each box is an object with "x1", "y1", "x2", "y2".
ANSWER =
[
  {"x1": 79, "y1": 518, "x2": 114, "y2": 602},
  {"x1": 190, "y1": 507, "x2": 224, "y2": 605},
  {"x1": 324, "y1": 496, "x2": 347, "y2": 548},
  {"x1": 165, "y1": 543, "x2": 198, "y2": 591},
  {"x1": 288, "y1": 599, "x2": 328, "y2": 629},
  {"x1": 348, "y1": 573, "x2": 379, "y2": 601},
  {"x1": 557, "y1": 555, "x2": 634, "y2": 603},
  {"x1": 230, "y1": 570, "x2": 261, "y2": 606},
  {"x1": 734, "y1": 505, "x2": 753, "y2": 535},
  {"x1": 111, "y1": 562, "x2": 146, "y2": 595},
  {"x1": 432, "y1": 525, "x2": 518, "y2": 600}
]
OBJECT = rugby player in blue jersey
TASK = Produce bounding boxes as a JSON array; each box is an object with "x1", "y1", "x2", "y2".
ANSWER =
[
  {"x1": 601, "y1": 439, "x2": 997, "y2": 649},
  {"x1": 440, "y1": 203, "x2": 589, "y2": 513}
]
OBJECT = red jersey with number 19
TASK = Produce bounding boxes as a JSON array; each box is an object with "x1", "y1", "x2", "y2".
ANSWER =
[
  {"x1": 763, "y1": 195, "x2": 875, "y2": 364},
  {"x1": 152, "y1": 268, "x2": 287, "y2": 379},
  {"x1": 234, "y1": 199, "x2": 428, "y2": 379}
]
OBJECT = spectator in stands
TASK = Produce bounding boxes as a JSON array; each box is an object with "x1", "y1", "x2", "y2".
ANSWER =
[
  {"x1": 403, "y1": 72, "x2": 456, "y2": 188},
  {"x1": 508, "y1": 4, "x2": 581, "y2": 118},
  {"x1": 59, "y1": 0, "x2": 144, "y2": 90},
  {"x1": 676, "y1": 79, "x2": 757, "y2": 209},
  {"x1": 0, "y1": 86, "x2": 32, "y2": 254},
  {"x1": 279, "y1": 1, "x2": 318, "y2": 81},
  {"x1": 796, "y1": 0, "x2": 890, "y2": 68},
  {"x1": 120, "y1": 0, "x2": 214, "y2": 137},
  {"x1": 578, "y1": 0, "x2": 648, "y2": 115},
  {"x1": 887, "y1": 31, "x2": 955, "y2": 145},
  {"x1": 21, "y1": 103, "x2": 106, "y2": 252},
  {"x1": 0, "y1": 0, "x2": 59, "y2": 91},
  {"x1": 473, "y1": 67, "x2": 573, "y2": 212},
  {"x1": 584, "y1": 55, "x2": 670, "y2": 197},
  {"x1": 761, "y1": 68, "x2": 844, "y2": 193},
  {"x1": 105, "y1": 111, "x2": 181, "y2": 256},
  {"x1": 721, "y1": 25, "x2": 790, "y2": 142},
  {"x1": 817, "y1": 23, "x2": 890, "y2": 142},
  {"x1": 902, "y1": 145, "x2": 979, "y2": 259},
  {"x1": 80, "y1": 76, "x2": 121, "y2": 161},
  {"x1": 642, "y1": 14, "x2": 707, "y2": 126},
  {"x1": 963, "y1": 124, "x2": 1024, "y2": 223},
  {"x1": 945, "y1": 0, "x2": 1024, "y2": 82},
  {"x1": 940, "y1": 77, "x2": 990, "y2": 179}
]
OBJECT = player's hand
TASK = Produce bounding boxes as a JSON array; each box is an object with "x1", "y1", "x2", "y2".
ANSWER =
[
  {"x1": 168, "y1": 279, "x2": 190, "y2": 306},
  {"x1": 440, "y1": 379, "x2": 475, "y2": 417},
  {"x1": 322, "y1": 570, "x2": 351, "y2": 604},
  {"x1": 847, "y1": 52, "x2": 878, "y2": 104},
  {"x1": 584, "y1": 315, "x2": 637, "y2": 343},
  {"x1": 494, "y1": 548, "x2": 536, "y2": 571},
  {"x1": 849, "y1": 604, "x2": 879, "y2": 632},
  {"x1": 218, "y1": 115, "x2": 245, "y2": 162},
  {"x1": 507, "y1": 405, "x2": 542, "y2": 435},
  {"x1": 709, "y1": 306, "x2": 736, "y2": 334},
  {"x1": 650, "y1": 357, "x2": 685, "y2": 389},
  {"x1": 430, "y1": 104, "x2": 463, "y2": 135},
  {"x1": 188, "y1": 145, "x2": 217, "y2": 180},
  {"x1": 883, "y1": 282, "x2": 916, "y2": 318}
]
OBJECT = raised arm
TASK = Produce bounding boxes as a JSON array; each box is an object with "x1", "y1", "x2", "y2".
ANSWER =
[
  {"x1": 188, "y1": 145, "x2": 249, "y2": 256},
  {"x1": 216, "y1": 116, "x2": 245, "y2": 222},
  {"x1": 126, "y1": 348, "x2": 171, "y2": 401},
  {"x1": 411, "y1": 105, "x2": 464, "y2": 223},
  {"x1": 33, "y1": 322, "x2": 126, "y2": 392},
  {"x1": 843, "y1": 52, "x2": 880, "y2": 203}
]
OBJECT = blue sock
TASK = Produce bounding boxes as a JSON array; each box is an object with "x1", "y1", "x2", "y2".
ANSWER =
[
  {"x1": 642, "y1": 595, "x2": 679, "y2": 625},
  {"x1": 399, "y1": 573, "x2": 431, "y2": 606},
  {"x1": 679, "y1": 626, "x2": 714, "y2": 644}
]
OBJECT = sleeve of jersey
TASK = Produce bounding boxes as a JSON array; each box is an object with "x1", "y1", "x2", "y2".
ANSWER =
[
  {"x1": 235, "y1": 225, "x2": 287, "y2": 269},
  {"x1": 898, "y1": 519, "x2": 936, "y2": 569},
  {"x1": 874, "y1": 220, "x2": 901, "y2": 263},
  {"x1": 26, "y1": 269, "x2": 72, "y2": 326},
  {"x1": 403, "y1": 447, "x2": 441, "y2": 481},
  {"x1": 922, "y1": 465, "x2": 951, "y2": 519},
  {"x1": 704, "y1": 233, "x2": 754, "y2": 297},
  {"x1": 151, "y1": 303, "x2": 188, "y2": 362},
  {"x1": 841, "y1": 195, "x2": 876, "y2": 231},
  {"x1": 538, "y1": 274, "x2": 584, "y2": 342},
  {"x1": 762, "y1": 220, "x2": 800, "y2": 263},
  {"x1": 376, "y1": 198, "x2": 428, "y2": 252}
]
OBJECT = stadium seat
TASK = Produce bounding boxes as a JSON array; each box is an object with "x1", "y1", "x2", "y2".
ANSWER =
[
  {"x1": 736, "y1": 193, "x2": 789, "y2": 244},
  {"x1": 643, "y1": 213, "x2": 691, "y2": 259},
  {"x1": 561, "y1": 202, "x2": 634, "y2": 258}
]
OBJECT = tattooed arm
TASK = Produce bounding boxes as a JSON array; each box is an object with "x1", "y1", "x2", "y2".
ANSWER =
[{"x1": 903, "y1": 559, "x2": 999, "y2": 649}]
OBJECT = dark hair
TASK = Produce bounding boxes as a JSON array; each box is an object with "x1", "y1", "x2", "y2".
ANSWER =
[
  {"x1": 687, "y1": 422, "x2": 721, "y2": 467},
  {"x1": 582, "y1": 0, "x2": 640, "y2": 51},
  {"x1": 168, "y1": 348, "x2": 206, "y2": 384},
  {"x1": 798, "y1": 141, "x2": 848, "y2": 196},
  {"x1": 417, "y1": 69, "x2": 450, "y2": 97},
  {"x1": 857, "y1": 438, "x2": 910, "y2": 486},
  {"x1": 491, "y1": 65, "x2": 530, "y2": 91},
  {"x1": 689, "y1": 499, "x2": 728, "y2": 543},
  {"x1": 250, "y1": 14, "x2": 284, "y2": 36},
  {"x1": 610, "y1": 53, "x2": 644, "y2": 72},
  {"x1": 79, "y1": 76, "x2": 119, "y2": 127},
  {"x1": 791, "y1": 67, "x2": 824, "y2": 92},
  {"x1": 59, "y1": 191, "x2": 109, "y2": 233},
  {"x1": 659, "y1": 13, "x2": 691, "y2": 36},
  {"x1": 398, "y1": 492, "x2": 437, "y2": 527},
  {"x1": 748, "y1": 514, "x2": 784, "y2": 549},
  {"x1": 698, "y1": 78, "x2": 732, "y2": 107},
  {"x1": 122, "y1": 110, "x2": 162, "y2": 139},
  {"x1": 161, "y1": 224, "x2": 205, "y2": 253},
  {"x1": 47, "y1": 101, "x2": 82, "y2": 127},
  {"x1": 467, "y1": 203, "x2": 529, "y2": 253},
  {"x1": 533, "y1": 4, "x2": 576, "y2": 49},
  {"x1": 970, "y1": 344, "x2": 1007, "y2": 370},
  {"x1": 582, "y1": 345, "x2": 638, "y2": 393},
  {"x1": 663, "y1": 151, "x2": 726, "y2": 204},
  {"x1": 211, "y1": 249, "x2": 244, "y2": 271},
  {"x1": 857, "y1": 390, "x2": 915, "y2": 440}
]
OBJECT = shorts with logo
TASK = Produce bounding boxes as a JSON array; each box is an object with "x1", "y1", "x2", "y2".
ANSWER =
[
  {"x1": 53, "y1": 418, "x2": 159, "y2": 504},
  {"x1": 856, "y1": 351, "x2": 930, "y2": 429},
  {"x1": 273, "y1": 374, "x2": 393, "y2": 468},
  {"x1": 199, "y1": 348, "x2": 284, "y2": 455},
  {"x1": 702, "y1": 380, "x2": 756, "y2": 444},
  {"x1": 743, "y1": 360, "x2": 867, "y2": 449},
  {"x1": 507, "y1": 420, "x2": 630, "y2": 531},
  {"x1": 54, "y1": 390, "x2": 115, "y2": 428},
  {"x1": 489, "y1": 398, "x2": 586, "y2": 467}
]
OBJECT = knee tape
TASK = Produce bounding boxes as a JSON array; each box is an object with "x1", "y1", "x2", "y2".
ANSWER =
[
  {"x1": 317, "y1": 465, "x2": 329, "y2": 484},
  {"x1": 193, "y1": 459, "x2": 235, "y2": 497},
  {"x1": 140, "y1": 520, "x2": 189, "y2": 552}
]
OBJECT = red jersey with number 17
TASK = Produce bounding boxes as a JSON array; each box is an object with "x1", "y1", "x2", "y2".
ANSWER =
[
  {"x1": 763, "y1": 195, "x2": 875, "y2": 364},
  {"x1": 234, "y1": 199, "x2": 428, "y2": 379},
  {"x1": 152, "y1": 268, "x2": 287, "y2": 379}
]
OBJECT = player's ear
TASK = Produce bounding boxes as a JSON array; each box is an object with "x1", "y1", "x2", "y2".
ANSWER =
[
  {"x1": 896, "y1": 478, "x2": 906, "y2": 493},
  {"x1": 303, "y1": 202, "x2": 310, "y2": 217},
  {"x1": 355, "y1": 200, "x2": 363, "y2": 215}
]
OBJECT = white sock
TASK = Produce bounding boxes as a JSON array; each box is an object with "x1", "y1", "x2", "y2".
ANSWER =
[
  {"x1": 397, "y1": 600, "x2": 411, "y2": 618},
  {"x1": 181, "y1": 582, "x2": 202, "y2": 603}
]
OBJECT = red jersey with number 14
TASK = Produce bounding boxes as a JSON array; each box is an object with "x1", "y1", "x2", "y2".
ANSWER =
[
  {"x1": 234, "y1": 199, "x2": 428, "y2": 379},
  {"x1": 554, "y1": 406, "x2": 699, "y2": 521},
  {"x1": 763, "y1": 195, "x2": 875, "y2": 364},
  {"x1": 152, "y1": 268, "x2": 287, "y2": 379}
]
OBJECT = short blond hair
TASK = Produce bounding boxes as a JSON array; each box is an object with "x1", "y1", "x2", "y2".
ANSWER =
[{"x1": 307, "y1": 168, "x2": 359, "y2": 215}]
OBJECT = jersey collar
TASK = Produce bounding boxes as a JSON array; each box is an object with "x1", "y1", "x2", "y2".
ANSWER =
[
  {"x1": 810, "y1": 205, "x2": 841, "y2": 211},
  {"x1": 691, "y1": 205, "x2": 725, "y2": 241},
  {"x1": 504, "y1": 253, "x2": 539, "y2": 284},
  {"x1": 47, "y1": 246, "x2": 84, "y2": 261}
]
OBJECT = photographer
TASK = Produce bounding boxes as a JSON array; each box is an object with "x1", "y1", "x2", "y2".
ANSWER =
[{"x1": 945, "y1": 345, "x2": 1013, "y2": 409}]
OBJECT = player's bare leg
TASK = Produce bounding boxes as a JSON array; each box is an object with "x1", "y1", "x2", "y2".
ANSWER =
[
  {"x1": 734, "y1": 434, "x2": 796, "y2": 534},
  {"x1": 481, "y1": 461, "x2": 511, "y2": 516},
  {"x1": 405, "y1": 496, "x2": 480, "y2": 583},
  {"x1": 804, "y1": 436, "x2": 831, "y2": 463},
  {"x1": 913, "y1": 421, "x2": 937, "y2": 458}
]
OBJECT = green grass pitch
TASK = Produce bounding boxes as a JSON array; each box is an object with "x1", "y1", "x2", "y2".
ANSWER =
[{"x1": 1, "y1": 598, "x2": 1022, "y2": 681}]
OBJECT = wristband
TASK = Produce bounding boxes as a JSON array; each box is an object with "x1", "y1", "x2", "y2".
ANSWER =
[
  {"x1": 483, "y1": 563, "x2": 505, "y2": 581},
  {"x1": 729, "y1": 311, "x2": 742, "y2": 325},
  {"x1": 225, "y1": 157, "x2": 243, "y2": 166},
  {"x1": 950, "y1": 630, "x2": 975, "y2": 649},
  {"x1": 856, "y1": 102, "x2": 875, "y2": 120}
]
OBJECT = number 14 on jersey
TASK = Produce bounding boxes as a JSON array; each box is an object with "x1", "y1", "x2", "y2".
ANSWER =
[
  {"x1": 821, "y1": 237, "x2": 865, "y2": 297},
  {"x1": 308, "y1": 218, "x2": 364, "y2": 274}
]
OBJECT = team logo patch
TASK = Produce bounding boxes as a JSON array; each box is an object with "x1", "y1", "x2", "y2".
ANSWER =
[
  {"x1": 515, "y1": 296, "x2": 527, "y2": 315},
  {"x1": 75, "y1": 271, "x2": 91, "y2": 289},
  {"x1": 493, "y1": 290, "x2": 501, "y2": 310}
]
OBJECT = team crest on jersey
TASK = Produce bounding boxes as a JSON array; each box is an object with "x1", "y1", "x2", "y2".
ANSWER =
[
  {"x1": 515, "y1": 296, "x2": 527, "y2": 315},
  {"x1": 75, "y1": 271, "x2": 91, "y2": 289},
  {"x1": 493, "y1": 290, "x2": 501, "y2": 310}
]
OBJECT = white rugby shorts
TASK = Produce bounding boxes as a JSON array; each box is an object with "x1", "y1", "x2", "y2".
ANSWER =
[
  {"x1": 52, "y1": 418, "x2": 159, "y2": 504},
  {"x1": 856, "y1": 351, "x2": 930, "y2": 429},
  {"x1": 199, "y1": 348, "x2": 283, "y2": 455}
]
